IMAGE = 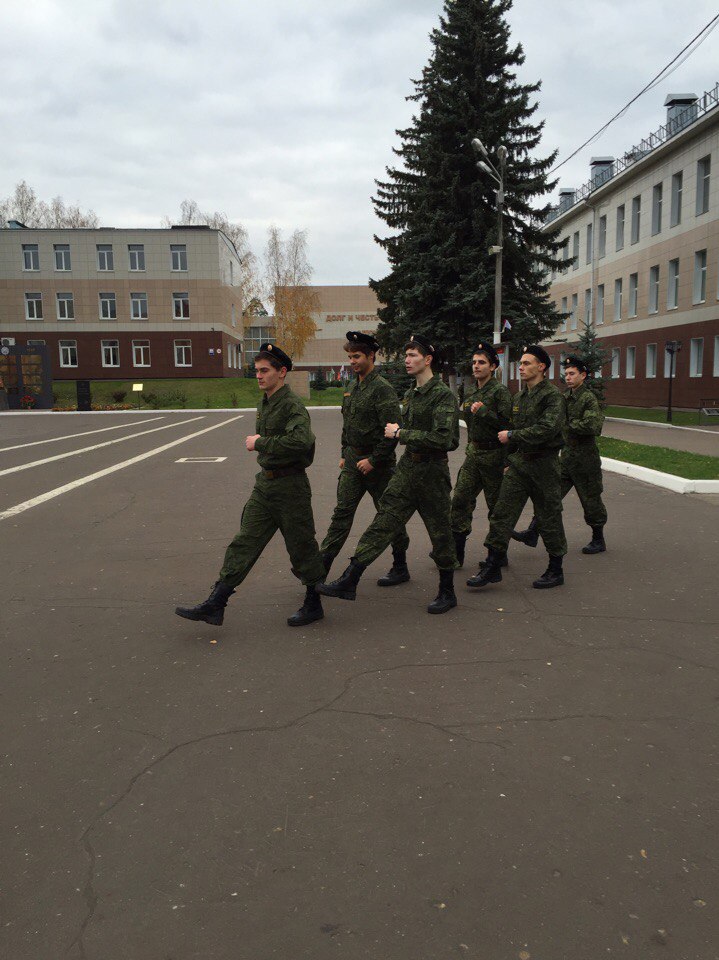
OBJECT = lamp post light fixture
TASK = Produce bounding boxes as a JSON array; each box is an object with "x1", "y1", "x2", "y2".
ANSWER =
[
  {"x1": 472, "y1": 137, "x2": 508, "y2": 383},
  {"x1": 665, "y1": 339, "x2": 682, "y2": 423}
]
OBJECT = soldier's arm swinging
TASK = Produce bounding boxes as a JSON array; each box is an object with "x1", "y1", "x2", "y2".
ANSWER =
[
  {"x1": 568, "y1": 393, "x2": 604, "y2": 435},
  {"x1": 511, "y1": 392, "x2": 565, "y2": 447},
  {"x1": 253, "y1": 411, "x2": 316, "y2": 457},
  {"x1": 398, "y1": 393, "x2": 457, "y2": 452}
]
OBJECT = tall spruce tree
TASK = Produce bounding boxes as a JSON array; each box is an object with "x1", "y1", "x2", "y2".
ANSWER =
[{"x1": 370, "y1": 0, "x2": 565, "y2": 368}]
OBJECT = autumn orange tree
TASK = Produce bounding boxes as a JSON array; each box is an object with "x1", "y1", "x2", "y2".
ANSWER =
[{"x1": 264, "y1": 226, "x2": 319, "y2": 360}]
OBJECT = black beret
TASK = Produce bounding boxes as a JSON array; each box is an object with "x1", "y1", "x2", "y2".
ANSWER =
[
  {"x1": 346, "y1": 330, "x2": 380, "y2": 351},
  {"x1": 407, "y1": 334, "x2": 438, "y2": 355},
  {"x1": 562, "y1": 354, "x2": 589, "y2": 374},
  {"x1": 258, "y1": 342, "x2": 292, "y2": 371},
  {"x1": 473, "y1": 339, "x2": 499, "y2": 366},
  {"x1": 521, "y1": 344, "x2": 551, "y2": 370}
]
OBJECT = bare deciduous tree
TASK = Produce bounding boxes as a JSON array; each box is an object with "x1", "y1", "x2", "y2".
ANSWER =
[
  {"x1": 264, "y1": 226, "x2": 319, "y2": 360},
  {"x1": 0, "y1": 181, "x2": 99, "y2": 228}
]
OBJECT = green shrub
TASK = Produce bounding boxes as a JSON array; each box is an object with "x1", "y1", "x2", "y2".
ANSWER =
[{"x1": 112, "y1": 390, "x2": 127, "y2": 403}]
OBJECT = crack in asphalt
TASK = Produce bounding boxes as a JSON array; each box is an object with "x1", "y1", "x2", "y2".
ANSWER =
[{"x1": 322, "y1": 705, "x2": 508, "y2": 750}]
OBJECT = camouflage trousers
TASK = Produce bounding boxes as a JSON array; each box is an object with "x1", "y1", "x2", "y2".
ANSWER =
[
  {"x1": 354, "y1": 456, "x2": 458, "y2": 570},
  {"x1": 485, "y1": 452, "x2": 567, "y2": 557},
  {"x1": 561, "y1": 446, "x2": 608, "y2": 527},
  {"x1": 219, "y1": 473, "x2": 326, "y2": 589},
  {"x1": 321, "y1": 456, "x2": 409, "y2": 560},
  {"x1": 450, "y1": 447, "x2": 506, "y2": 536}
]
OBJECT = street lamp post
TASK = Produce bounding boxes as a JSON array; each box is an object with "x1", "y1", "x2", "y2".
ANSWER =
[
  {"x1": 472, "y1": 137, "x2": 508, "y2": 384},
  {"x1": 665, "y1": 339, "x2": 682, "y2": 423}
]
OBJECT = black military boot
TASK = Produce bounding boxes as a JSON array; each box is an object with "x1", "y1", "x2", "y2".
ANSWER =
[
  {"x1": 582, "y1": 526, "x2": 606, "y2": 555},
  {"x1": 466, "y1": 548, "x2": 505, "y2": 588},
  {"x1": 175, "y1": 580, "x2": 235, "y2": 626},
  {"x1": 511, "y1": 517, "x2": 539, "y2": 548},
  {"x1": 427, "y1": 569, "x2": 457, "y2": 614},
  {"x1": 377, "y1": 549, "x2": 410, "y2": 587},
  {"x1": 316, "y1": 558, "x2": 367, "y2": 601},
  {"x1": 287, "y1": 585, "x2": 324, "y2": 626},
  {"x1": 452, "y1": 531, "x2": 467, "y2": 568},
  {"x1": 320, "y1": 551, "x2": 335, "y2": 575},
  {"x1": 532, "y1": 555, "x2": 564, "y2": 589}
]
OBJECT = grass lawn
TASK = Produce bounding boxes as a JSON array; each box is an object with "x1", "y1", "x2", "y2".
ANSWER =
[
  {"x1": 52, "y1": 378, "x2": 344, "y2": 409},
  {"x1": 605, "y1": 405, "x2": 708, "y2": 427},
  {"x1": 598, "y1": 437, "x2": 719, "y2": 480}
]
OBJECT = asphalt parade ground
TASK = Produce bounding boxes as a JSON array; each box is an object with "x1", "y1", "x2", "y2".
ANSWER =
[{"x1": 1, "y1": 410, "x2": 718, "y2": 960}]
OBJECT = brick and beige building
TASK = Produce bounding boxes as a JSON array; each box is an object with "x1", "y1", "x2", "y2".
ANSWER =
[
  {"x1": 536, "y1": 85, "x2": 719, "y2": 409},
  {"x1": 0, "y1": 224, "x2": 244, "y2": 380}
]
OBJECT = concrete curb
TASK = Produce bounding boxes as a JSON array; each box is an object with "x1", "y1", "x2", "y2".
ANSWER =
[
  {"x1": 600, "y1": 456, "x2": 719, "y2": 494},
  {"x1": 606, "y1": 416, "x2": 719, "y2": 436}
]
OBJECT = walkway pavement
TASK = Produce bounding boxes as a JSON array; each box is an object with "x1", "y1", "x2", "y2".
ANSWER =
[{"x1": 2, "y1": 410, "x2": 718, "y2": 960}]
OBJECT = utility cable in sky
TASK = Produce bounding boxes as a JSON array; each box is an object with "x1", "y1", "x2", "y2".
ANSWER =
[{"x1": 551, "y1": 12, "x2": 719, "y2": 174}]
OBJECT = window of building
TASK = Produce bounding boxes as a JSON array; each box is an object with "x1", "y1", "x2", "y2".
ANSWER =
[
  {"x1": 560, "y1": 296, "x2": 568, "y2": 331},
  {"x1": 714, "y1": 336, "x2": 719, "y2": 377},
  {"x1": 646, "y1": 343, "x2": 657, "y2": 378},
  {"x1": 570, "y1": 293, "x2": 578, "y2": 330},
  {"x1": 584, "y1": 288, "x2": 592, "y2": 326},
  {"x1": 614, "y1": 278, "x2": 622, "y2": 321},
  {"x1": 616, "y1": 205, "x2": 625, "y2": 251},
  {"x1": 97, "y1": 244, "x2": 114, "y2": 271},
  {"x1": 99, "y1": 292, "x2": 117, "y2": 320},
  {"x1": 626, "y1": 346, "x2": 636, "y2": 379},
  {"x1": 59, "y1": 339, "x2": 78, "y2": 368},
  {"x1": 244, "y1": 325, "x2": 276, "y2": 365},
  {"x1": 56, "y1": 292, "x2": 74, "y2": 320},
  {"x1": 689, "y1": 338, "x2": 704, "y2": 377},
  {"x1": 631, "y1": 195, "x2": 641, "y2": 244},
  {"x1": 128, "y1": 244, "x2": 145, "y2": 271},
  {"x1": 174, "y1": 339, "x2": 192, "y2": 367},
  {"x1": 131, "y1": 292, "x2": 148, "y2": 320},
  {"x1": 585, "y1": 223, "x2": 593, "y2": 264},
  {"x1": 229, "y1": 260, "x2": 234, "y2": 284},
  {"x1": 611, "y1": 347, "x2": 620, "y2": 379},
  {"x1": 670, "y1": 171, "x2": 683, "y2": 226},
  {"x1": 664, "y1": 346, "x2": 676, "y2": 378},
  {"x1": 22, "y1": 244, "x2": 39, "y2": 271},
  {"x1": 132, "y1": 340, "x2": 151, "y2": 367},
  {"x1": 572, "y1": 231, "x2": 579, "y2": 270},
  {"x1": 101, "y1": 339, "x2": 120, "y2": 367},
  {"x1": 696, "y1": 155, "x2": 711, "y2": 216},
  {"x1": 667, "y1": 258, "x2": 679, "y2": 309},
  {"x1": 173, "y1": 292, "x2": 190, "y2": 319},
  {"x1": 562, "y1": 239, "x2": 569, "y2": 272},
  {"x1": 25, "y1": 292, "x2": 43, "y2": 320},
  {"x1": 651, "y1": 183, "x2": 663, "y2": 235},
  {"x1": 693, "y1": 249, "x2": 707, "y2": 304},
  {"x1": 596, "y1": 284, "x2": 604, "y2": 324},
  {"x1": 649, "y1": 265, "x2": 660, "y2": 314},
  {"x1": 171, "y1": 244, "x2": 188, "y2": 271},
  {"x1": 598, "y1": 215, "x2": 607, "y2": 258},
  {"x1": 27, "y1": 339, "x2": 46, "y2": 346},
  {"x1": 628, "y1": 273, "x2": 638, "y2": 317},
  {"x1": 54, "y1": 244, "x2": 71, "y2": 271}
]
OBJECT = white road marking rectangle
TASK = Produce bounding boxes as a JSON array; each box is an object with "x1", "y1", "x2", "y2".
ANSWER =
[
  {"x1": 0, "y1": 416, "x2": 245, "y2": 521},
  {"x1": 0, "y1": 416, "x2": 208, "y2": 477},
  {"x1": 0, "y1": 417, "x2": 166, "y2": 453},
  {"x1": 175, "y1": 457, "x2": 228, "y2": 463}
]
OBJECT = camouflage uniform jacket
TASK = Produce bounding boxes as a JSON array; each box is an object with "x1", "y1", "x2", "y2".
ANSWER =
[
  {"x1": 253, "y1": 385, "x2": 315, "y2": 471},
  {"x1": 563, "y1": 383, "x2": 604, "y2": 446},
  {"x1": 508, "y1": 378, "x2": 565, "y2": 454},
  {"x1": 460, "y1": 377, "x2": 513, "y2": 445},
  {"x1": 340, "y1": 369, "x2": 401, "y2": 469},
  {"x1": 398, "y1": 376, "x2": 460, "y2": 455}
]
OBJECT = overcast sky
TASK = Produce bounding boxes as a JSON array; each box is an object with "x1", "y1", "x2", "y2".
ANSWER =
[{"x1": 1, "y1": 0, "x2": 718, "y2": 284}]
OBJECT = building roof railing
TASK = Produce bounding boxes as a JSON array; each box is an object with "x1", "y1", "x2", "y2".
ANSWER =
[{"x1": 545, "y1": 80, "x2": 719, "y2": 224}]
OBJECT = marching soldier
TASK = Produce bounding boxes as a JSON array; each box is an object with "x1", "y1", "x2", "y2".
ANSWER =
[
  {"x1": 450, "y1": 340, "x2": 512, "y2": 566},
  {"x1": 175, "y1": 343, "x2": 327, "y2": 629},
  {"x1": 513, "y1": 354, "x2": 607, "y2": 554},
  {"x1": 318, "y1": 334, "x2": 460, "y2": 614},
  {"x1": 320, "y1": 331, "x2": 411, "y2": 586},
  {"x1": 466, "y1": 344, "x2": 567, "y2": 590}
]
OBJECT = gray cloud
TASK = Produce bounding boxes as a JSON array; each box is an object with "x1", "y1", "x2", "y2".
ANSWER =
[{"x1": 1, "y1": 0, "x2": 717, "y2": 283}]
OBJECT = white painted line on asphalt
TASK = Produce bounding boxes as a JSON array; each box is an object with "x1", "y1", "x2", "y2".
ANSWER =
[
  {"x1": 0, "y1": 417, "x2": 166, "y2": 453},
  {"x1": 175, "y1": 457, "x2": 227, "y2": 463},
  {"x1": 0, "y1": 416, "x2": 207, "y2": 478},
  {"x1": 0, "y1": 416, "x2": 245, "y2": 521}
]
